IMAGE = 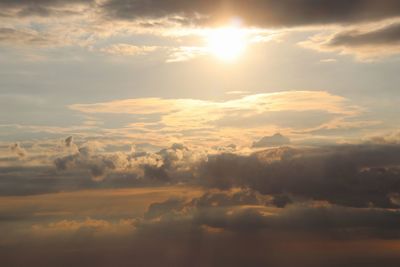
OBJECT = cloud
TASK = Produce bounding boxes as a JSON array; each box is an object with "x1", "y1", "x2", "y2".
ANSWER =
[
  {"x1": 1, "y1": 0, "x2": 400, "y2": 58},
  {"x1": 199, "y1": 144, "x2": 400, "y2": 208},
  {"x1": 166, "y1": 46, "x2": 208, "y2": 62},
  {"x1": 101, "y1": 0, "x2": 400, "y2": 27},
  {"x1": 3, "y1": 133, "x2": 400, "y2": 212},
  {"x1": 0, "y1": 0, "x2": 93, "y2": 18},
  {"x1": 69, "y1": 97, "x2": 179, "y2": 115},
  {"x1": 10, "y1": 143, "x2": 27, "y2": 158},
  {"x1": 369, "y1": 132, "x2": 400, "y2": 145},
  {"x1": 144, "y1": 189, "x2": 262, "y2": 221},
  {"x1": 69, "y1": 91, "x2": 364, "y2": 138},
  {"x1": 329, "y1": 23, "x2": 400, "y2": 47},
  {"x1": 0, "y1": 186, "x2": 199, "y2": 223},
  {"x1": 99, "y1": 44, "x2": 159, "y2": 56},
  {"x1": 64, "y1": 136, "x2": 73, "y2": 147},
  {"x1": 252, "y1": 133, "x2": 290, "y2": 148},
  {"x1": 4, "y1": 205, "x2": 400, "y2": 267},
  {"x1": 1, "y1": 0, "x2": 400, "y2": 28},
  {"x1": 301, "y1": 21, "x2": 400, "y2": 60},
  {"x1": 2, "y1": 167, "x2": 400, "y2": 267},
  {"x1": 31, "y1": 218, "x2": 135, "y2": 238},
  {"x1": 49, "y1": 138, "x2": 400, "y2": 210},
  {"x1": 1, "y1": 0, "x2": 400, "y2": 62},
  {"x1": 54, "y1": 141, "x2": 206, "y2": 182},
  {"x1": 61, "y1": 90, "x2": 378, "y2": 148},
  {"x1": 0, "y1": 2, "x2": 100, "y2": 50},
  {"x1": 319, "y1": 58, "x2": 337, "y2": 63},
  {"x1": 0, "y1": 27, "x2": 56, "y2": 47},
  {"x1": 54, "y1": 142, "x2": 129, "y2": 181},
  {"x1": 139, "y1": 192, "x2": 400, "y2": 237}
]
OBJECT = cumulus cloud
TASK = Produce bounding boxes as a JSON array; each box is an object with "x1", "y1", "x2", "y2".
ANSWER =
[
  {"x1": 50, "y1": 138, "x2": 400, "y2": 210},
  {"x1": 54, "y1": 141, "x2": 206, "y2": 182},
  {"x1": 2, "y1": 134, "x2": 400, "y2": 211},
  {"x1": 199, "y1": 144, "x2": 400, "y2": 208},
  {"x1": 54, "y1": 144, "x2": 128, "y2": 181}
]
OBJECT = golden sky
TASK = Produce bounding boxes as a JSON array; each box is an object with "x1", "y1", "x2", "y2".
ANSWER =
[{"x1": 1, "y1": 1, "x2": 400, "y2": 266}]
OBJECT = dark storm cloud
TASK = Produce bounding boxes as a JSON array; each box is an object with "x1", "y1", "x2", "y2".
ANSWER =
[
  {"x1": 327, "y1": 22, "x2": 400, "y2": 47},
  {"x1": 101, "y1": 0, "x2": 400, "y2": 27}
]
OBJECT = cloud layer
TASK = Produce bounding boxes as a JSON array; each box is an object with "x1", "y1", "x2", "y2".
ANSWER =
[
  {"x1": 1, "y1": 1, "x2": 400, "y2": 60},
  {"x1": 68, "y1": 91, "x2": 367, "y2": 145},
  {"x1": 2, "y1": 134, "x2": 400, "y2": 266},
  {"x1": 2, "y1": 135, "x2": 400, "y2": 210},
  {"x1": 3, "y1": 186, "x2": 400, "y2": 267},
  {"x1": 101, "y1": 0, "x2": 400, "y2": 27}
]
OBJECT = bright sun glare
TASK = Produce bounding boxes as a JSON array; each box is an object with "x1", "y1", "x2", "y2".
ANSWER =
[{"x1": 206, "y1": 27, "x2": 247, "y2": 62}]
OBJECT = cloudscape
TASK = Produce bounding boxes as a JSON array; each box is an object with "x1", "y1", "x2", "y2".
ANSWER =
[{"x1": 1, "y1": 1, "x2": 400, "y2": 266}]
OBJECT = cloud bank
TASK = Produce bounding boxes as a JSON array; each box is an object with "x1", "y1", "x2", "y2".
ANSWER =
[
  {"x1": 2, "y1": 134, "x2": 400, "y2": 266},
  {"x1": 2, "y1": 136, "x2": 400, "y2": 210}
]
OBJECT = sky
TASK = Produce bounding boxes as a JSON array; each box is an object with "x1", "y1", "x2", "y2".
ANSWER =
[{"x1": 1, "y1": 1, "x2": 400, "y2": 266}]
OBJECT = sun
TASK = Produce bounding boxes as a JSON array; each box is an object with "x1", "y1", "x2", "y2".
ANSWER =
[{"x1": 206, "y1": 27, "x2": 247, "y2": 62}]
